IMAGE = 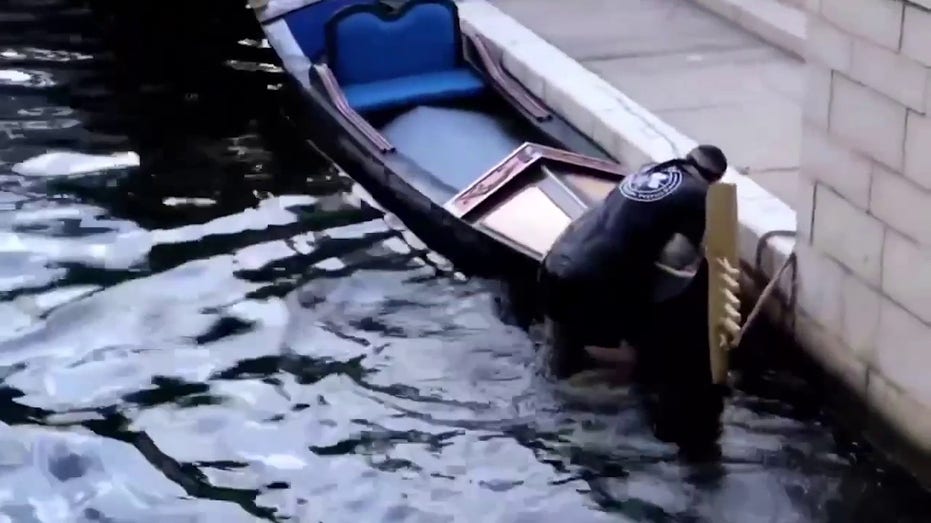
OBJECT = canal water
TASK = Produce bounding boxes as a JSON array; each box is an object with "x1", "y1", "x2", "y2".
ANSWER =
[{"x1": 0, "y1": 0, "x2": 930, "y2": 521}]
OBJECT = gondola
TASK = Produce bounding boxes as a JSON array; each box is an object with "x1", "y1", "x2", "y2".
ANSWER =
[{"x1": 248, "y1": 0, "x2": 742, "y2": 385}]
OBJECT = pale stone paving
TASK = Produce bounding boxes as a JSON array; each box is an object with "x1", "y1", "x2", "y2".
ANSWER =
[{"x1": 489, "y1": 0, "x2": 803, "y2": 206}]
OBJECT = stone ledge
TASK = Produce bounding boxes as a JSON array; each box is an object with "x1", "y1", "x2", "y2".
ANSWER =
[
  {"x1": 689, "y1": 0, "x2": 808, "y2": 59},
  {"x1": 458, "y1": 0, "x2": 797, "y2": 290}
]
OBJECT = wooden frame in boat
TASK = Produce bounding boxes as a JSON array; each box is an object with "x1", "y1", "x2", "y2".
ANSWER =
[
  {"x1": 313, "y1": 64, "x2": 394, "y2": 154},
  {"x1": 313, "y1": 63, "x2": 395, "y2": 153},
  {"x1": 462, "y1": 31, "x2": 551, "y2": 122},
  {"x1": 446, "y1": 142, "x2": 625, "y2": 218},
  {"x1": 444, "y1": 142, "x2": 627, "y2": 261}
]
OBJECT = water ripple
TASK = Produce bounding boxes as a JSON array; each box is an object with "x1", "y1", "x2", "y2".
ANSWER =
[{"x1": 0, "y1": 0, "x2": 928, "y2": 522}]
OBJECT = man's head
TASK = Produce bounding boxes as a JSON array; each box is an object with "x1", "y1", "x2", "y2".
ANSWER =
[{"x1": 685, "y1": 145, "x2": 728, "y2": 183}]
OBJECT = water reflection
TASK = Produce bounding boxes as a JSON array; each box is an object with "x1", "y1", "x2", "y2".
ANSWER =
[{"x1": 0, "y1": 0, "x2": 929, "y2": 521}]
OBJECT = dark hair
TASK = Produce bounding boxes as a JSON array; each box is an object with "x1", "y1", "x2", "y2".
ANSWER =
[{"x1": 686, "y1": 145, "x2": 728, "y2": 182}]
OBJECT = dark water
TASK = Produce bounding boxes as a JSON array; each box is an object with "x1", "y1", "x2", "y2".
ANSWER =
[{"x1": 1, "y1": 1, "x2": 930, "y2": 521}]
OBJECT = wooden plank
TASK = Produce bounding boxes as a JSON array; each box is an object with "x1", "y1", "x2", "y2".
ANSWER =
[
  {"x1": 480, "y1": 186, "x2": 572, "y2": 257},
  {"x1": 705, "y1": 182, "x2": 740, "y2": 385}
]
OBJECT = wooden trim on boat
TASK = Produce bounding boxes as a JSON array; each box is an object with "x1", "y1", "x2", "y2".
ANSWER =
[
  {"x1": 448, "y1": 144, "x2": 538, "y2": 217},
  {"x1": 445, "y1": 142, "x2": 626, "y2": 218},
  {"x1": 464, "y1": 31, "x2": 551, "y2": 122},
  {"x1": 313, "y1": 63, "x2": 395, "y2": 153},
  {"x1": 533, "y1": 143, "x2": 627, "y2": 176}
]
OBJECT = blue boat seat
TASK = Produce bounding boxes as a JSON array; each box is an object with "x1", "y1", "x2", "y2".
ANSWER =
[
  {"x1": 342, "y1": 69, "x2": 484, "y2": 114},
  {"x1": 284, "y1": 0, "x2": 377, "y2": 62},
  {"x1": 325, "y1": 0, "x2": 486, "y2": 114}
]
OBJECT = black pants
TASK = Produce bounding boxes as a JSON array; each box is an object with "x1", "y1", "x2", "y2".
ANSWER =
[
  {"x1": 634, "y1": 261, "x2": 713, "y2": 387},
  {"x1": 539, "y1": 268, "x2": 643, "y2": 378},
  {"x1": 539, "y1": 262, "x2": 713, "y2": 384}
]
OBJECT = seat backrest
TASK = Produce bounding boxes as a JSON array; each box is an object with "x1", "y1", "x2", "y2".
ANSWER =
[
  {"x1": 284, "y1": 0, "x2": 377, "y2": 62},
  {"x1": 326, "y1": 0, "x2": 463, "y2": 85}
]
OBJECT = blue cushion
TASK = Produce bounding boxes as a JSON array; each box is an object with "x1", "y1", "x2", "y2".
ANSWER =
[
  {"x1": 342, "y1": 68, "x2": 485, "y2": 113},
  {"x1": 285, "y1": 0, "x2": 376, "y2": 61},
  {"x1": 329, "y1": 1, "x2": 460, "y2": 85}
]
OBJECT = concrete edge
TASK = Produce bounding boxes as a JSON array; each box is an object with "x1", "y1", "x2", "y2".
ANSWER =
[
  {"x1": 689, "y1": 0, "x2": 808, "y2": 59},
  {"x1": 457, "y1": 0, "x2": 797, "y2": 291}
]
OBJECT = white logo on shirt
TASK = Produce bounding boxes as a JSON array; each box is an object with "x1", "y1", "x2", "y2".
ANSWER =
[{"x1": 618, "y1": 167, "x2": 683, "y2": 202}]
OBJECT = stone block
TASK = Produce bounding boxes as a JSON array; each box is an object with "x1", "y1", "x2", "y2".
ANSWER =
[
  {"x1": 795, "y1": 242, "x2": 845, "y2": 337},
  {"x1": 796, "y1": 176, "x2": 816, "y2": 242},
  {"x1": 803, "y1": 62, "x2": 832, "y2": 128},
  {"x1": 870, "y1": 164, "x2": 931, "y2": 246},
  {"x1": 867, "y1": 372, "x2": 931, "y2": 455},
  {"x1": 830, "y1": 74, "x2": 907, "y2": 171},
  {"x1": 800, "y1": 122, "x2": 872, "y2": 209},
  {"x1": 805, "y1": 16, "x2": 853, "y2": 72},
  {"x1": 841, "y1": 272, "x2": 881, "y2": 362},
  {"x1": 902, "y1": 4, "x2": 931, "y2": 68},
  {"x1": 812, "y1": 187, "x2": 885, "y2": 285},
  {"x1": 882, "y1": 231, "x2": 931, "y2": 324},
  {"x1": 875, "y1": 297, "x2": 931, "y2": 406},
  {"x1": 820, "y1": 0, "x2": 904, "y2": 50},
  {"x1": 904, "y1": 110, "x2": 931, "y2": 190},
  {"x1": 849, "y1": 37, "x2": 928, "y2": 111},
  {"x1": 794, "y1": 309, "x2": 869, "y2": 394}
]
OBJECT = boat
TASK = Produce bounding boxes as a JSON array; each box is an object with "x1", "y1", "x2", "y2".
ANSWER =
[{"x1": 247, "y1": 0, "x2": 742, "y2": 386}]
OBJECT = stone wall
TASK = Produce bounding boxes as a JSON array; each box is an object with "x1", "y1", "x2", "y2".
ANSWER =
[{"x1": 798, "y1": 0, "x2": 931, "y2": 455}]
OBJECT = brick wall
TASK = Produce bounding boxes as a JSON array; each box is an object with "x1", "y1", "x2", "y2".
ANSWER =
[{"x1": 799, "y1": 0, "x2": 931, "y2": 451}]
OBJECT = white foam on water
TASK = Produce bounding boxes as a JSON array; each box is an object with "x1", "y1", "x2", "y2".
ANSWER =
[
  {"x1": 0, "y1": 230, "x2": 152, "y2": 270},
  {"x1": 161, "y1": 197, "x2": 216, "y2": 207},
  {"x1": 151, "y1": 196, "x2": 301, "y2": 245},
  {"x1": 314, "y1": 256, "x2": 346, "y2": 271},
  {"x1": 12, "y1": 151, "x2": 140, "y2": 177},
  {"x1": 0, "y1": 69, "x2": 31, "y2": 83}
]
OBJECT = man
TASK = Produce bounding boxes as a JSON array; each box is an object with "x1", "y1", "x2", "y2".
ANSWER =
[{"x1": 539, "y1": 144, "x2": 729, "y2": 380}]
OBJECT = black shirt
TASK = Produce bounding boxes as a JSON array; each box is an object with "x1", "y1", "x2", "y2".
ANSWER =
[{"x1": 542, "y1": 159, "x2": 709, "y2": 296}]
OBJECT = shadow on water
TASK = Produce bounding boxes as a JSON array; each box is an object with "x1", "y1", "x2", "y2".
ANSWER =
[{"x1": 0, "y1": 0, "x2": 930, "y2": 521}]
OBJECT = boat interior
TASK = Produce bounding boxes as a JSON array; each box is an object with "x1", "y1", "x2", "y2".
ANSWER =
[{"x1": 274, "y1": 0, "x2": 630, "y2": 260}]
